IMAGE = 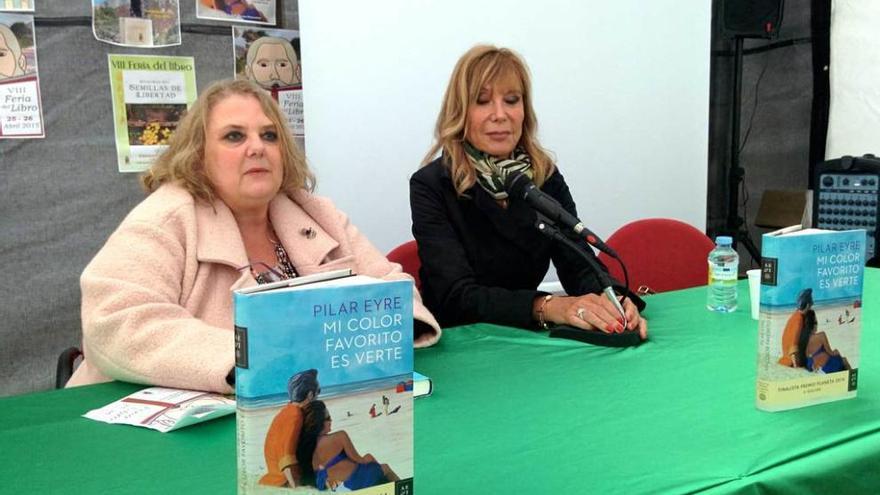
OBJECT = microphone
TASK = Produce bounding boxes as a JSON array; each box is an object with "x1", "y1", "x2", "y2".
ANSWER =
[
  {"x1": 505, "y1": 171, "x2": 618, "y2": 258},
  {"x1": 533, "y1": 214, "x2": 629, "y2": 330}
]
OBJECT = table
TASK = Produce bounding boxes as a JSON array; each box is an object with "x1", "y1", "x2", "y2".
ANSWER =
[{"x1": 2, "y1": 270, "x2": 878, "y2": 494}]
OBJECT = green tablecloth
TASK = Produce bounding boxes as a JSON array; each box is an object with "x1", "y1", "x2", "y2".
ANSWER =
[
  {"x1": 415, "y1": 269, "x2": 880, "y2": 494},
  {"x1": 2, "y1": 270, "x2": 878, "y2": 494}
]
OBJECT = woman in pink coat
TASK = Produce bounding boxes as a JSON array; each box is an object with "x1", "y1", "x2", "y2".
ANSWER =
[{"x1": 67, "y1": 79, "x2": 440, "y2": 393}]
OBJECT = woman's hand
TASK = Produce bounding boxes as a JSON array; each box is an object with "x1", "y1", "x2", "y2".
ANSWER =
[
  {"x1": 537, "y1": 294, "x2": 648, "y2": 340},
  {"x1": 621, "y1": 297, "x2": 648, "y2": 339}
]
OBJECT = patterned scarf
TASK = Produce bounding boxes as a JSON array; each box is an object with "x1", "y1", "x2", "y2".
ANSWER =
[{"x1": 463, "y1": 141, "x2": 533, "y2": 200}]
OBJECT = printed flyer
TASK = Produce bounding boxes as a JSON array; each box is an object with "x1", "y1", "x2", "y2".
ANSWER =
[
  {"x1": 0, "y1": 13, "x2": 44, "y2": 139},
  {"x1": 108, "y1": 54, "x2": 197, "y2": 172},
  {"x1": 92, "y1": 0, "x2": 181, "y2": 47},
  {"x1": 84, "y1": 387, "x2": 235, "y2": 433},
  {"x1": 197, "y1": 0, "x2": 276, "y2": 26},
  {"x1": 0, "y1": 0, "x2": 35, "y2": 12},
  {"x1": 233, "y1": 27, "x2": 304, "y2": 139}
]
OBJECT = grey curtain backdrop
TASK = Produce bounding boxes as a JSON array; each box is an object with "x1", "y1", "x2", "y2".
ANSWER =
[
  {"x1": 1, "y1": 0, "x2": 819, "y2": 396},
  {"x1": 0, "y1": 1, "x2": 298, "y2": 396}
]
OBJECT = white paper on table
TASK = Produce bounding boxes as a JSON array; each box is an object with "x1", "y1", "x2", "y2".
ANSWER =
[{"x1": 83, "y1": 387, "x2": 235, "y2": 433}]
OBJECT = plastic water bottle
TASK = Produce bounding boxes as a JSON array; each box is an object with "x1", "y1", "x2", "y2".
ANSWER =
[{"x1": 707, "y1": 236, "x2": 739, "y2": 312}]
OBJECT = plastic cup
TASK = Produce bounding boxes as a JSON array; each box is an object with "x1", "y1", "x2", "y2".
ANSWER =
[{"x1": 747, "y1": 269, "x2": 761, "y2": 320}]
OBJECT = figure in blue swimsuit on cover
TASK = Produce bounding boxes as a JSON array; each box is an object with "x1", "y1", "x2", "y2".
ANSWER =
[
  {"x1": 805, "y1": 346, "x2": 847, "y2": 373},
  {"x1": 314, "y1": 451, "x2": 387, "y2": 491},
  {"x1": 794, "y1": 289, "x2": 852, "y2": 374},
  {"x1": 297, "y1": 400, "x2": 399, "y2": 491}
]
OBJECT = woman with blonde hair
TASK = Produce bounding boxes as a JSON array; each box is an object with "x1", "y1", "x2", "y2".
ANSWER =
[
  {"x1": 68, "y1": 79, "x2": 440, "y2": 393},
  {"x1": 411, "y1": 45, "x2": 647, "y2": 337}
]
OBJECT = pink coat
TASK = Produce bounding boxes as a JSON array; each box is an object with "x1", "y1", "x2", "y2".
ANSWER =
[{"x1": 68, "y1": 183, "x2": 441, "y2": 393}]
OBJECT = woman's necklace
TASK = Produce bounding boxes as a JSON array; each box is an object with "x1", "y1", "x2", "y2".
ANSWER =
[{"x1": 267, "y1": 226, "x2": 298, "y2": 279}]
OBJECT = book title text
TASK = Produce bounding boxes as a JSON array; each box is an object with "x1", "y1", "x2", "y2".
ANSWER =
[
  {"x1": 814, "y1": 240, "x2": 862, "y2": 289},
  {"x1": 316, "y1": 296, "x2": 406, "y2": 369}
]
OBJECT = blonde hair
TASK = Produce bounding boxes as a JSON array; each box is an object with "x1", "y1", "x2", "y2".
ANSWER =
[
  {"x1": 142, "y1": 78, "x2": 314, "y2": 201},
  {"x1": 422, "y1": 44, "x2": 554, "y2": 196}
]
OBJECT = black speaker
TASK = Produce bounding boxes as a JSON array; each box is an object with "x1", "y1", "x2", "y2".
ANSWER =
[{"x1": 721, "y1": 0, "x2": 784, "y2": 39}]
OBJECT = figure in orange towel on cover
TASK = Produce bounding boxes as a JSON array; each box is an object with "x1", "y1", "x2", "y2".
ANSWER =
[
  {"x1": 259, "y1": 369, "x2": 320, "y2": 488},
  {"x1": 778, "y1": 289, "x2": 813, "y2": 367}
]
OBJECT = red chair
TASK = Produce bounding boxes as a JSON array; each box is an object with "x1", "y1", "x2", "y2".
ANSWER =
[
  {"x1": 597, "y1": 218, "x2": 715, "y2": 294},
  {"x1": 387, "y1": 240, "x2": 421, "y2": 290}
]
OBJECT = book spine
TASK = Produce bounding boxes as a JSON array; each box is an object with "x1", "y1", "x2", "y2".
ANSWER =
[
  {"x1": 237, "y1": 407, "x2": 248, "y2": 493},
  {"x1": 232, "y1": 291, "x2": 251, "y2": 375},
  {"x1": 233, "y1": 291, "x2": 252, "y2": 494},
  {"x1": 755, "y1": 234, "x2": 779, "y2": 410}
]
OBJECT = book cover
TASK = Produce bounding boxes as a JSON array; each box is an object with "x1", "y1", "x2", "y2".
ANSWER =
[
  {"x1": 107, "y1": 54, "x2": 197, "y2": 173},
  {"x1": 235, "y1": 275, "x2": 414, "y2": 494},
  {"x1": 756, "y1": 226, "x2": 865, "y2": 412}
]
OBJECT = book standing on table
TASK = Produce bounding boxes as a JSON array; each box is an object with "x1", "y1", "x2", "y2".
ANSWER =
[
  {"x1": 756, "y1": 225, "x2": 865, "y2": 412},
  {"x1": 234, "y1": 272, "x2": 415, "y2": 494}
]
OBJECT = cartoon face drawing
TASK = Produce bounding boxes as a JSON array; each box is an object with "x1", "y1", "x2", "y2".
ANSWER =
[
  {"x1": 0, "y1": 24, "x2": 27, "y2": 80},
  {"x1": 245, "y1": 37, "x2": 300, "y2": 90}
]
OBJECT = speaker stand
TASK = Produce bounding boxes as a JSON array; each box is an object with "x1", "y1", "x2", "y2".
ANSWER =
[{"x1": 725, "y1": 36, "x2": 761, "y2": 265}]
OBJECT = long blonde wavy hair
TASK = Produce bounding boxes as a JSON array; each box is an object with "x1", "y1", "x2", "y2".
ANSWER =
[
  {"x1": 142, "y1": 78, "x2": 314, "y2": 201},
  {"x1": 422, "y1": 44, "x2": 554, "y2": 196}
]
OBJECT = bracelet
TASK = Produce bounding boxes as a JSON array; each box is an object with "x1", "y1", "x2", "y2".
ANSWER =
[{"x1": 537, "y1": 294, "x2": 553, "y2": 330}]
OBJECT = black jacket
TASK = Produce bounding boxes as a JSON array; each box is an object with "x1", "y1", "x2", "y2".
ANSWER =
[{"x1": 410, "y1": 157, "x2": 639, "y2": 329}]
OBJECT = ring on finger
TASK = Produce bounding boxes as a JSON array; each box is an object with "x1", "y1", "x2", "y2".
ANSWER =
[{"x1": 576, "y1": 307, "x2": 586, "y2": 320}]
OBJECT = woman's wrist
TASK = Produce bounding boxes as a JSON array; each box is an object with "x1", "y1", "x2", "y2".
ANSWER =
[
  {"x1": 534, "y1": 294, "x2": 568, "y2": 328},
  {"x1": 534, "y1": 294, "x2": 554, "y2": 329}
]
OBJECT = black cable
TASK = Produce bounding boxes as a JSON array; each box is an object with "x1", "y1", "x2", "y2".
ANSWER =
[
  {"x1": 534, "y1": 215, "x2": 631, "y2": 302},
  {"x1": 614, "y1": 257, "x2": 631, "y2": 296},
  {"x1": 738, "y1": 57, "x2": 770, "y2": 154}
]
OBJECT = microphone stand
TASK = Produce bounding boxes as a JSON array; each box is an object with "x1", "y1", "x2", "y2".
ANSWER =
[{"x1": 533, "y1": 214, "x2": 642, "y2": 347}]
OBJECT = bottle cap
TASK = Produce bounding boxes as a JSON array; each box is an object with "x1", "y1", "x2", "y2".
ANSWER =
[{"x1": 715, "y1": 236, "x2": 733, "y2": 246}]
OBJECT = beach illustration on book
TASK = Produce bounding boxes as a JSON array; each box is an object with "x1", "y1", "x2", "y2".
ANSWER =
[
  {"x1": 759, "y1": 289, "x2": 859, "y2": 382},
  {"x1": 240, "y1": 369, "x2": 411, "y2": 493}
]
